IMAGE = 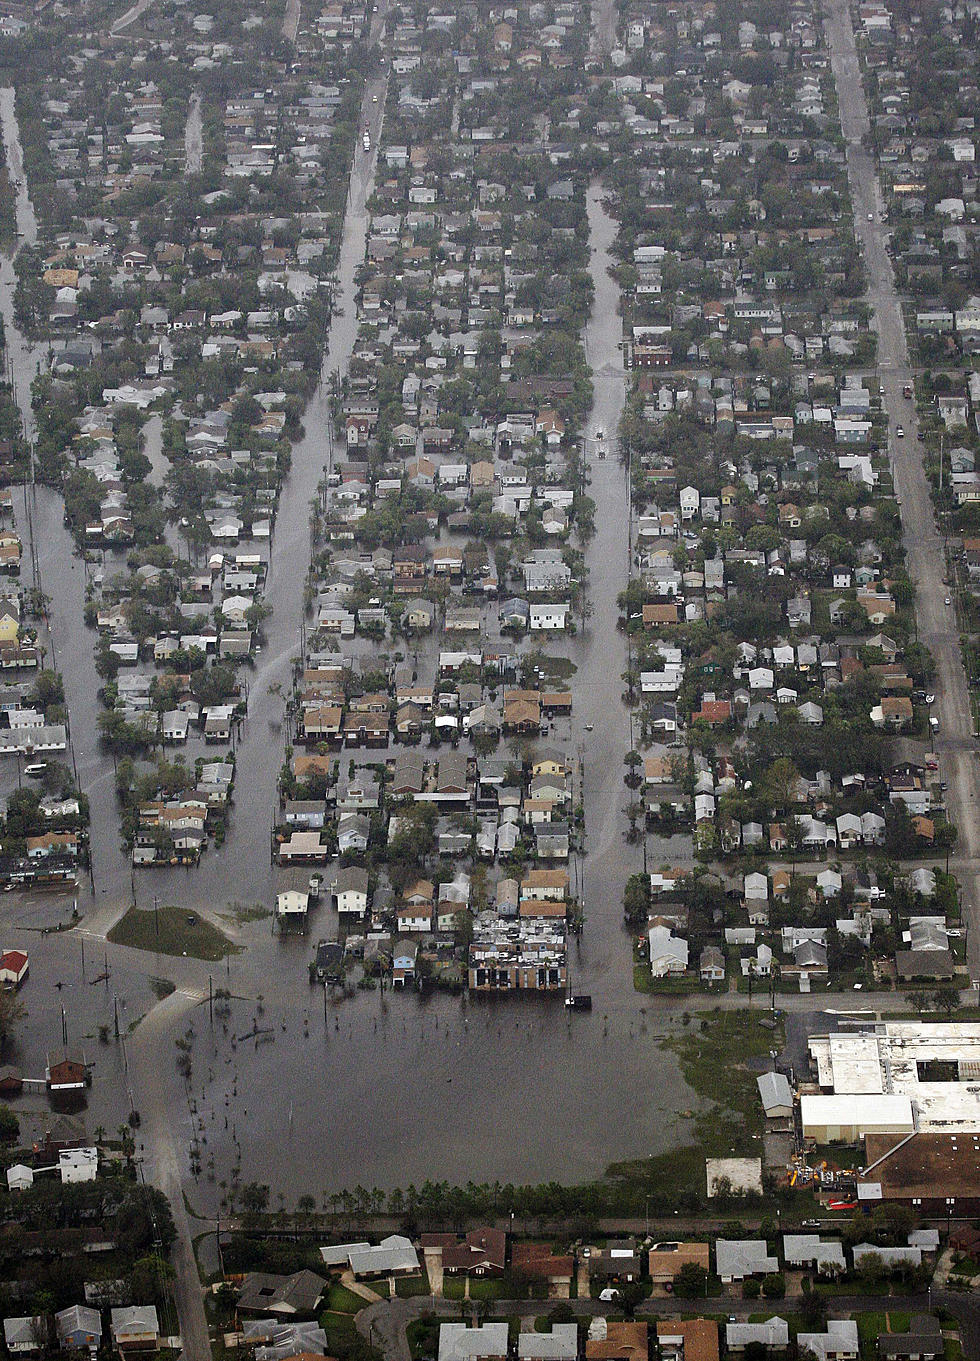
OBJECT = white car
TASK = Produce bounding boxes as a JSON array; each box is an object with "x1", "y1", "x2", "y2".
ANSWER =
[
  {"x1": 372, "y1": 94, "x2": 379, "y2": 102},
  {"x1": 945, "y1": 596, "x2": 952, "y2": 606},
  {"x1": 896, "y1": 425, "x2": 905, "y2": 437},
  {"x1": 599, "y1": 1289, "x2": 620, "y2": 1302}
]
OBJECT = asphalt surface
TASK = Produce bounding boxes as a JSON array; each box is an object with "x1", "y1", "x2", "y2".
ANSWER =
[
  {"x1": 185, "y1": 94, "x2": 202, "y2": 175},
  {"x1": 824, "y1": 0, "x2": 980, "y2": 981}
]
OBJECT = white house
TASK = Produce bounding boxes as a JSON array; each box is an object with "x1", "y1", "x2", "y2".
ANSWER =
[
  {"x1": 529, "y1": 602, "x2": 570, "y2": 630},
  {"x1": 59, "y1": 1147, "x2": 98, "y2": 1184},
  {"x1": 333, "y1": 867, "x2": 368, "y2": 915},
  {"x1": 648, "y1": 924, "x2": 689, "y2": 976}
]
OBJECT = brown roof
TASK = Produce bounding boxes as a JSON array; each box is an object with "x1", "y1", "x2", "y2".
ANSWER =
[
  {"x1": 519, "y1": 899, "x2": 567, "y2": 918},
  {"x1": 293, "y1": 755, "x2": 333, "y2": 779},
  {"x1": 656, "y1": 1320, "x2": 718, "y2": 1361},
  {"x1": 882, "y1": 697, "x2": 913, "y2": 718},
  {"x1": 542, "y1": 691, "x2": 572, "y2": 708},
  {"x1": 442, "y1": 1228, "x2": 507, "y2": 1273},
  {"x1": 694, "y1": 700, "x2": 731, "y2": 724},
  {"x1": 511, "y1": 1243, "x2": 574, "y2": 1280},
  {"x1": 648, "y1": 1242, "x2": 710, "y2": 1281},
  {"x1": 643, "y1": 603, "x2": 679, "y2": 625},
  {"x1": 586, "y1": 1322, "x2": 649, "y2": 1361},
  {"x1": 504, "y1": 698, "x2": 541, "y2": 725},
  {"x1": 862, "y1": 1132, "x2": 980, "y2": 1202},
  {"x1": 522, "y1": 869, "x2": 569, "y2": 890}
]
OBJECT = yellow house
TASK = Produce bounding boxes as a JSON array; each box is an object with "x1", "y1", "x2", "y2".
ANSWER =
[
  {"x1": 532, "y1": 754, "x2": 568, "y2": 778},
  {"x1": 0, "y1": 602, "x2": 19, "y2": 644}
]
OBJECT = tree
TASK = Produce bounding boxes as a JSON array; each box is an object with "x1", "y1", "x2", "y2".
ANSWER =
[
  {"x1": 933, "y1": 985, "x2": 959, "y2": 1017},
  {"x1": 761, "y1": 1273, "x2": 785, "y2": 1298},
  {"x1": 855, "y1": 1253, "x2": 887, "y2": 1287},
  {"x1": 130, "y1": 1255, "x2": 176, "y2": 1305},
  {"x1": 618, "y1": 1281, "x2": 648, "y2": 1319},
  {"x1": 673, "y1": 1262, "x2": 709, "y2": 1298},
  {"x1": 0, "y1": 1105, "x2": 18, "y2": 1142},
  {"x1": 623, "y1": 873, "x2": 650, "y2": 928},
  {"x1": 239, "y1": 1182, "x2": 270, "y2": 1222},
  {"x1": 0, "y1": 988, "x2": 26, "y2": 1061},
  {"x1": 885, "y1": 801, "x2": 917, "y2": 857},
  {"x1": 799, "y1": 1289, "x2": 827, "y2": 1330}
]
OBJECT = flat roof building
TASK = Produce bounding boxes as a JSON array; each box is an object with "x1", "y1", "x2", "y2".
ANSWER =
[{"x1": 807, "y1": 1023, "x2": 980, "y2": 1135}]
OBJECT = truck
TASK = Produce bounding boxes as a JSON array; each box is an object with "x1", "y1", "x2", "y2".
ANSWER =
[
  {"x1": 362, "y1": 132, "x2": 371, "y2": 153},
  {"x1": 903, "y1": 383, "x2": 913, "y2": 399}
]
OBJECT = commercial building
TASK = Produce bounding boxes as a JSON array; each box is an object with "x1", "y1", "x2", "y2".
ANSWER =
[{"x1": 804, "y1": 1023, "x2": 980, "y2": 1139}]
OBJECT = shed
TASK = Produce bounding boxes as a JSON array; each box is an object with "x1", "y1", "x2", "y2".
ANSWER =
[{"x1": 757, "y1": 1071, "x2": 793, "y2": 1118}]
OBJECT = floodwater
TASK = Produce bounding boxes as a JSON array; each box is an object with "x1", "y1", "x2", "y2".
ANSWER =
[
  {"x1": 124, "y1": 185, "x2": 700, "y2": 1207},
  {"x1": 0, "y1": 78, "x2": 702, "y2": 1201}
]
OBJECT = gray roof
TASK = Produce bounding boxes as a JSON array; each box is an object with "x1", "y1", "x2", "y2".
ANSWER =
[
  {"x1": 757, "y1": 1071, "x2": 792, "y2": 1114},
  {"x1": 348, "y1": 1234, "x2": 420, "y2": 1277},
  {"x1": 895, "y1": 949, "x2": 954, "y2": 980},
  {"x1": 782, "y1": 1235, "x2": 846, "y2": 1270},
  {"x1": 715, "y1": 1239, "x2": 778, "y2": 1278},
  {"x1": 517, "y1": 1325, "x2": 578, "y2": 1360},
  {"x1": 440, "y1": 1323, "x2": 510, "y2": 1361},
  {"x1": 238, "y1": 1270, "x2": 326, "y2": 1315},
  {"x1": 878, "y1": 1317, "x2": 943, "y2": 1360},
  {"x1": 852, "y1": 1243, "x2": 922, "y2": 1267},
  {"x1": 319, "y1": 1240, "x2": 369, "y2": 1266},
  {"x1": 55, "y1": 1306, "x2": 102, "y2": 1341},
  {"x1": 332, "y1": 866, "x2": 369, "y2": 895},
  {"x1": 727, "y1": 1319, "x2": 789, "y2": 1348},
  {"x1": 798, "y1": 1320, "x2": 859, "y2": 1361},
  {"x1": 4, "y1": 1318, "x2": 43, "y2": 1348},
  {"x1": 243, "y1": 1319, "x2": 330, "y2": 1361},
  {"x1": 111, "y1": 1306, "x2": 160, "y2": 1338}
]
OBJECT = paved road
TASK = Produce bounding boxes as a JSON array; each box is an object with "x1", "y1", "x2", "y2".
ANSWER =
[
  {"x1": 590, "y1": 0, "x2": 617, "y2": 57},
  {"x1": 282, "y1": 0, "x2": 301, "y2": 42},
  {"x1": 824, "y1": 0, "x2": 980, "y2": 982},
  {"x1": 185, "y1": 94, "x2": 202, "y2": 175},
  {"x1": 110, "y1": 0, "x2": 156, "y2": 34},
  {"x1": 130, "y1": 987, "x2": 212, "y2": 1361}
]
